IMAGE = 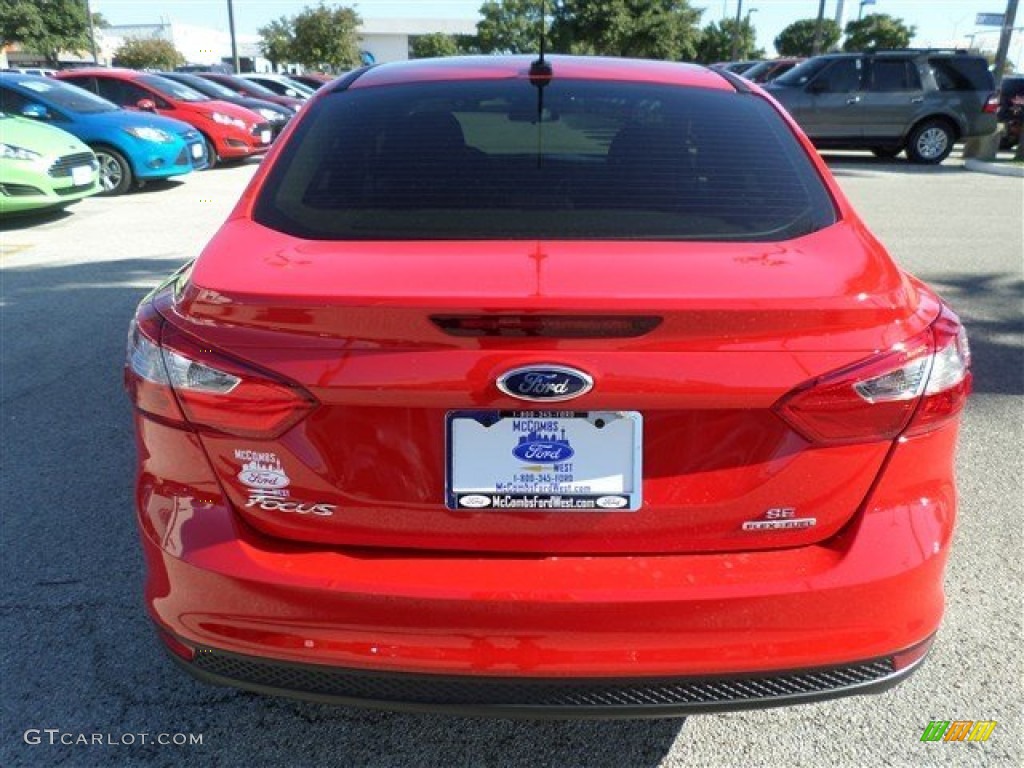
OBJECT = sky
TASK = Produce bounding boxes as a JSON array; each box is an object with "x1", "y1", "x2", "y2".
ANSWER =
[{"x1": 90, "y1": 0, "x2": 1023, "y2": 59}]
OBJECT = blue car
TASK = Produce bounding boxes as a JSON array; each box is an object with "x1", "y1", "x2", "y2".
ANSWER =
[{"x1": 0, "y1": 73, "x2": 207, "y2": 195}]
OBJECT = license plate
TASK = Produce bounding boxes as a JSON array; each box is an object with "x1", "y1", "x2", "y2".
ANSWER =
[
  {"x1": 446, "y1": 411, "x2": 642, "y2": 511},
  {"x1": 190, "y1": 143, "x2": 204, "y2": 159},
  {"x1": 70, "y1": 165, "x2": 92, "y2": 186},
  {"x1": 260, "y1": 130, "x2": 272, "y2": 144}
]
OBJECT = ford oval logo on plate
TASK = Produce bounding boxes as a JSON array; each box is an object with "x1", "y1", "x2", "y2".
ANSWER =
[{"x1": 497, "y1": 365, "x2": 593, "y2": 402}]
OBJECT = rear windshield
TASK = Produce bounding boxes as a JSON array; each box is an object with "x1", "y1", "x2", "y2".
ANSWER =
[{"x1": 254, "y1": 79, "x2": 836, "y2": 241}]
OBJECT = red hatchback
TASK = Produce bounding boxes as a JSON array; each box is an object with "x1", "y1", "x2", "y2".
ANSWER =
[
  {"x1": 57, "y1": 69, "x2": 272, "y2": 166},
  {"x1": 126, "y1": 56, "x2": 971, "y2": 717}
]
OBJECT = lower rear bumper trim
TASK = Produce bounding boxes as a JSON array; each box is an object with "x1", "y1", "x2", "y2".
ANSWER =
[{"x1": 171, "y1": 641, "x2": 927, "y2": 719}]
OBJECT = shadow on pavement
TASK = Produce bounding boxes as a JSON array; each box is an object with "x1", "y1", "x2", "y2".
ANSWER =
[
  {"x1": 0, "y1": 206, "x2": 75, "y2": 231},
  {"x1": 926, "y1": 272, "x2": 1024, "y2": 396},
  {"x1": 822, "y1": 152, "x2": 964, "y2": 177}
]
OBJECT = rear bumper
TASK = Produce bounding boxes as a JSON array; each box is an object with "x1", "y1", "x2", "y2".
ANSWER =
[
  {"x1": 167, "y1": 639, "x2": 930, "y2": 718},
  {"x1": 136, "y1": 417, "x2": 958, "y2": 710}
]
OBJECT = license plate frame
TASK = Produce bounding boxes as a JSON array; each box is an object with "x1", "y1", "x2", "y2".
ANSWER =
[{"x1": 446, "y1": 410, "x2": 642, "y2": 512}]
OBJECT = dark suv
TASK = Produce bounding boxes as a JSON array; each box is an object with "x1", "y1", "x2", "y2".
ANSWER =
[
  {"x1": 997, "y1": 75, "x2": 1023, "y2": 149},
  {"x1": 766, "y1": 50, "x2": 998, "y2": 163}
]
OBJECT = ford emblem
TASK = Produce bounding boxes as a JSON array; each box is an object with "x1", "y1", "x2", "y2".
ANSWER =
[{"x1": 497, "y1": 365, "x2": 593, "y2": 402}]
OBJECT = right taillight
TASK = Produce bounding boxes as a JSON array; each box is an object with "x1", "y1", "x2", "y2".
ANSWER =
[
  {"x1": 983, "y1": 92, "x2": 999, "y2": 114},
  {"x1": 125, "y1": 301, "x2": 316, "y2": 438},
  {"x1": 775, "y1": 306, "x2": 971, "y2": 445}
]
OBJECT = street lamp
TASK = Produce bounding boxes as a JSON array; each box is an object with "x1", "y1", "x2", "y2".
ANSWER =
[
  {"x1": 858, "y1": 0, "x2": 877, "y2": 22},
  {"x1": 226, "y1": 0, "x2": 240, "y2": 73},
  {"x1": 730, "y1": 0, "x2": 744, "y2": 62},
  {"x1": 84, "y1": 0, "x2": 98, "y2": 64},
  {"x1": 743, "y1": 9, "x2": 759, "y2": 60}
]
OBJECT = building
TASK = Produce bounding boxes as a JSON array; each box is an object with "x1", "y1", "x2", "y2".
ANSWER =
[{"x1": 97, "y1": 17, "x2": 478, "y2": 72}]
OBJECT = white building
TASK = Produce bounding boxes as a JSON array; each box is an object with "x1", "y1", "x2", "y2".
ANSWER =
[
  {"x1": 360, "y1": 18, "x2": 478, "y2": 64},
  {"x1": 97, "y1": 17, "x2": 479, "y2": 72}
]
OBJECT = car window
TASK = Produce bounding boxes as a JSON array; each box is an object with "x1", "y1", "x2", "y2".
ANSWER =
[
  {"x1": 0, "y1": 86, "x2": 37, "y2": 115},
  {"x1": 813, "y1": 60, "x2": 862, "y2": 93},
  {"x1": 254, "y1": 79, "x2": 836, "y2": 242},
  {"x1": 91, "y1": 78, "x2": 151, "y2": 107},
  {"x1": 216, "y1": 76, "x2": 275, "y2": 98},
  {"x1": 929, "y1": 58, "x2": 994, "y2": 91},
  {"x1": 138, "y1": 75, "x2": 208, "y2": 102},
  {"x1": 171, "y1": 74, "x2": 237, "y2": 101},
  {"x1": 774, "y1": 58, "x2": 830, "y2": 86},
  {"x1": 869, "y1": 60, "x2": 921, "y2": 92},
  {"x1": 2, "y1": 77, "x2": 116, "y2": 113}
]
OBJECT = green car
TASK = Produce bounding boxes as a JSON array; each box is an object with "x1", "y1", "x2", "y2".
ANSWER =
[{"x1": 1, "y1": 111, "x2": 100, "y2": 214}]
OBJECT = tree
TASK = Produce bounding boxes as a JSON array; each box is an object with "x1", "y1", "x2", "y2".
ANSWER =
[
  {"x1": 113, "y1": 37, "x2": 185, "y2": 70},
  {"x1": 258, "y1": 16, "x2": 294, "y2": 69},
  {"x1": 0, "y1": 0, "x2": 92, "y2": 65},
  {"x1": 477, "y1": 0, "x2": 545, "y2": 54},
  {"x1": 842, "y1": 14, "x2": 915, "y2": 52},
  {"x1": 696, "y1": 18, "x2": 763, "y2": 63},
  {"x1": 774, "y1": 18, "x2": 841, "y2": 57},
  {"x1": 553, "y1": 0, "x2": 703, "y2": 60},
  {"x1": 290, "y1": 3, "x2": 361, "y2": 71},
  {"x1": 410, "y1": 33, "x2": 462, "y2": 59}
]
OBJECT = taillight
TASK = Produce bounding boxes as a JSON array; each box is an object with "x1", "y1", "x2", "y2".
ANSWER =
[
  {"x1": 984, "y1": 92, "x2": 999, "y2": 114},
  {"x1": 775, "y1": 307, "x2": 971, "y2": 445},
  {"x1": 125, "y1": 302, "x2": 315, "y2": 438}
]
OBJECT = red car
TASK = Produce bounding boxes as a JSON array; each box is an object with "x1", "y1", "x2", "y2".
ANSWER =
[
  {"x1": 126, "y1": 56, "x2": 971, "y2": 717},
  {"x1": 56, "y1": 69, "x2": 272, "y2": 167}
]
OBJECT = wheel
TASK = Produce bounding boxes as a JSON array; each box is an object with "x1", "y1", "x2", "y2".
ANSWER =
[
  {"x1": 870, "y1": 146, "x2": 902, "y2": 159},
  {"x1": 203, "y1": 136, "x2": 218, "y2": 170},
  {"x1": 92, "y1": 146, "x2": 133, "y2": 195},
  {"x1": 906, "y1": 120, "x2": 955, "y2": 164}
]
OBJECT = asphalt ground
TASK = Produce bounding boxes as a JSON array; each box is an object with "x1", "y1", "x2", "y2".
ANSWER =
[{"x1": 1, "y1": 153, "x2": 1021, "y2": 768}]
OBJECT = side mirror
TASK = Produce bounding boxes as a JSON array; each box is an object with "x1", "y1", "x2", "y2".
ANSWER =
[
  {"x1": 21, "y1": 103, "x2": 48, "y2": 120},
  {"x1": 136, "y1": 98, "x2": 157, "y2": 112}
]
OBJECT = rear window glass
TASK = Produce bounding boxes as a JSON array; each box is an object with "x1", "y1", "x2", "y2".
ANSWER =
[
  {"x1": 929, "y1": 58, "x2": 994, "y2": 91},
  {"x1": 254, "y1": 79, "x2": 836, "y2": 242},
  {"x1": 870, "y1": 60, "x2": 921, "y2": 91}
]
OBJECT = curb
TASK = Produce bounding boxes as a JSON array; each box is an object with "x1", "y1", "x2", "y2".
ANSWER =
[{"x1": 963, "y1": 157, "x2": 1024, "y2": 178}]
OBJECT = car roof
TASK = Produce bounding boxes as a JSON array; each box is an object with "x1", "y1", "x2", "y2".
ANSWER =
[
  {"x1": 59, "y1": 67, "x2": 144, "y2": 80},
  {"x1": 348, "y1": 55, "x2": 734, "y2": 92}
]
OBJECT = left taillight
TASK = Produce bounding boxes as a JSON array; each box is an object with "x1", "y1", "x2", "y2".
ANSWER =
[
  {"x1": 125, "y1": 302, "x2": 315, "y2": 438},
  {"x1": 775, "y1": 306, "x2": 971, "y2": 445}
]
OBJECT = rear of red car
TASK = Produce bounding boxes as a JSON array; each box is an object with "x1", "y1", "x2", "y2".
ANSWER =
[{"x1": 126, "y1": 57, "x2": 970, "y2": 717}]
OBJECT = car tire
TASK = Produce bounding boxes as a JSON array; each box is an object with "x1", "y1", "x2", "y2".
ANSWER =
[
  {"x1": 871, "y1": 146, "x2": 902, "y2": 160},
  {"x1": 203, "y1": 136, "x2": 219, "y2": 170},
  {"x1": 92, "y1": 146, "x2": 133, "y2": 196},
  {"x1": 906, "y1": 120, "x2": 956, "y2": 164}
]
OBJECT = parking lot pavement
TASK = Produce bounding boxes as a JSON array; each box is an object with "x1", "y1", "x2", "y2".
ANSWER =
[{"x1": 1, "y1": 156, "x2": 1021, "y2": 768}]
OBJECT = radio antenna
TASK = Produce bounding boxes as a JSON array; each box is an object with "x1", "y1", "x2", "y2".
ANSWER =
[{"x1": 528, "y1": 0, "x2": 554, "y2": 167}]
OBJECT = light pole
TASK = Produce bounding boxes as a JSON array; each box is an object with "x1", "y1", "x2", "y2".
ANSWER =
[
  {"x1": 743, "y1": 8, "x2": 759, "y2": 60},
  {"x1": 84, "y1": 0, "x2": 98, "y2": 64},
  {"x1": 730, "y1": 0, "x2": 744, "y2": 62},
  {"x1": 226, "y1": 0, "x2": 240, "y2": 73},
  {"x1": 992, "y1": 0, "x2": 1020, "y2": 90},
  {"x1": 812, "y1": 0, "x2": 828, "y2": 55}
]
